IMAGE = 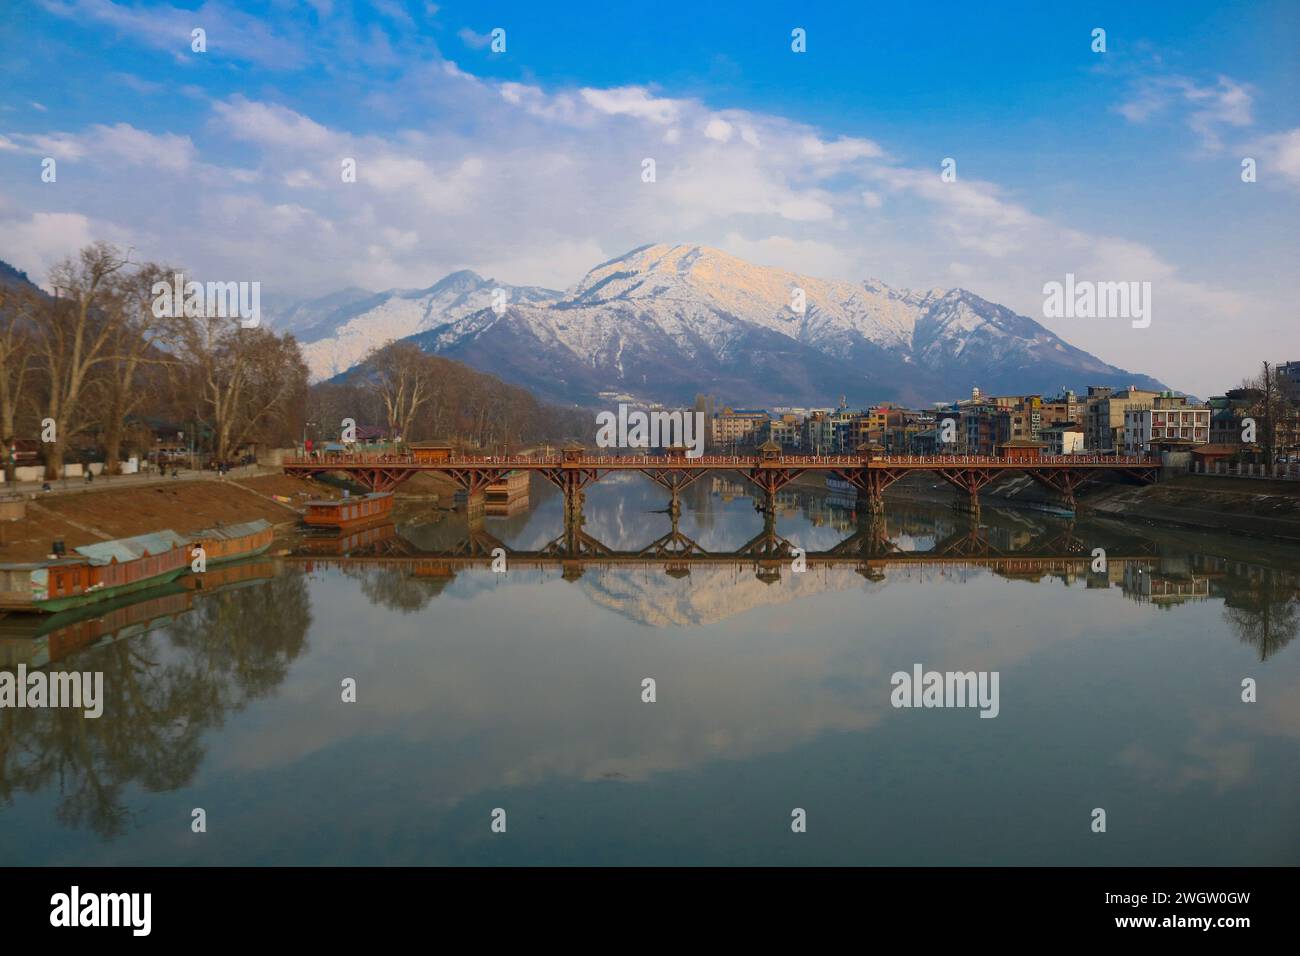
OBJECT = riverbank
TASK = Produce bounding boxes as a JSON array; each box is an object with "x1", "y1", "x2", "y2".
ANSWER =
[
  {"x1": 0, "y1": 474, "x2": 336, "y2": 563},
  {"x1": 792, "y1": 470, "x2": 1300, "y2": 542}
]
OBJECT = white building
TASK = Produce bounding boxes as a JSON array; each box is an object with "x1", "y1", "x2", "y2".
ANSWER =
[
  {"x1": 1123, "y1": 406, "x2": 1210, "y2": 454},
  {"x1": 1042, "y1": 424, "x2": 1085, "y2": 455}
]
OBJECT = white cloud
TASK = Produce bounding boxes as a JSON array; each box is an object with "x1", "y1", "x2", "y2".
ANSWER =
[
  {"x1": 1250, "y1": 128, "x2": 1300, "y2": 189},
  {"x1": 0, "y1": 55, "x2": 1288, "y2": 396},
  {"x1": 579, "y1": 86, "x2": 683, "y2": 125},
  {"x1": 703, "y1": 117, "x2": 733, "y2": 142},
  {"x1": 0, "y1": 211, "x2": 98, "y2": 281},
  {"x1": 1117, "y1": 73, "x2": 1254, "y2": 150}
]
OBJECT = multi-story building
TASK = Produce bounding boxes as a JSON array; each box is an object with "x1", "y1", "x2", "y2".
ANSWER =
[
  {"x1": 768, "y1": 414, "x2": 803, "y2": 449},
  {"x1": 1123, "y1": 403, "x2": 1210, "y2": 454},
  {"x1": 1207, "y1": 389, "x2": 1259, "y2": 445},
  {"x1": 1084, "y1": 386, "x2": 1165, "y2": 451},
  {"x1": 1041, "y1": 423, "x2": 1085, "y2": 455},
  {"x1": 803, "y1": 411, "x2": 836, "y2": 454},
  {"x1": 711, "y1": 408, "x2": 770, "y2": 448},
  {"x1": 1278, "y1": 361, "x2": 1300, "y2": 405},
  {"x1": 1040, "y1": 391, "x2": 1082, "y2": 429}
]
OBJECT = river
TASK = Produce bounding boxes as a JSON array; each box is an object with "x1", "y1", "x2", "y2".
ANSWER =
[{"x1": 1, "y1": 473, "x2": 1297, "y2": 865}]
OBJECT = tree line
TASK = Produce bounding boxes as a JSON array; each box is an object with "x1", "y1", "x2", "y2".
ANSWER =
[
  {"x1": 0, "y1": 243, "x2": 590, "y2": 481},
  {"x1": 309, "y1": 340, "x2": 591, "y2": 451},
  {"x1": 0, "y1": 242, "x2": 307, "y2": 480}
]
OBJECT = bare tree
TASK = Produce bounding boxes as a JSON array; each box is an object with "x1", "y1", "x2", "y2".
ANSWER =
[
  {"x1": 368, "y1": 341, "x2": 433, "y2": 442},
  {"x1": 172, "y1": 313, "x2": 307, "y2": 463},
  {"x1": 0, "y1": 285, "x2": 36, "y2": 483},
  {"x1": 1240, "y1": 361, "x2": 1294, "y2": 467},
  {"x1": 35, "y1": 242, "x2": 130, "y2": 478},
  {"x1": 91, "y1": 262, "x2": 178, "y2": 473}
]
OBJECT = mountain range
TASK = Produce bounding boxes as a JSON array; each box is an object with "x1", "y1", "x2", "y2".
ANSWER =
[{"x1": 275, "y1": 244, "x2": 1168, "y2": 407}]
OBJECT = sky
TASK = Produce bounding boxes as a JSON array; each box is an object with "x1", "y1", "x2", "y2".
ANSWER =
[{"x1": 0, "y1": 0, "x2": 1297, "y2": 396}]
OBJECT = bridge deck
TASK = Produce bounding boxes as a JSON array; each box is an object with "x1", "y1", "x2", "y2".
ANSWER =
[{"x1": 283, "y1": 452, "x2": 1158, "y2": 471}]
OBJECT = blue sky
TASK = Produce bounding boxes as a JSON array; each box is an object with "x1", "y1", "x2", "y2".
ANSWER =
[{"x1": 1, "y1": 0, "x2": 1297, "y2": 394}]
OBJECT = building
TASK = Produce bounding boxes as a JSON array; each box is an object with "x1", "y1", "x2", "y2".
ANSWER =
[
  {"x1": 1041, "y1": 422, "x2": 1085, "y2": 455},
  {"x1": 1123, "y1": 403, "x2": 1210, "y2": 454},
  {"x1": 1278, "y1": 361, "x2": 1300, "y2": 405},
  {"x1": 1207, "y1": 390, "x2": 1259, "y2": 446},
  {"x1": 768, "y1": 414, "x2": 803, "y2": 449},
  {"x1": 711, "y1": 408, "x2": 770, "y2": 448},
  {"x1": 1040, "y1": 391, "x2": 1082, "y2": 429},
  {"x1": 803, "y1": 411, "x2": 836, "y2": 454},
  {"x1": 1085, "y1": 386, "x2": 1164, "y2": 451}
]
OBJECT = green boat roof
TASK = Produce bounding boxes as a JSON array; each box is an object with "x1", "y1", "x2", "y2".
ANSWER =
[
  {"x1": 194, "y1": 519, "x2": 272, "y2": 541},
  {"x1": 74, "y1": 530, "x2": 188, "y2": 564}
]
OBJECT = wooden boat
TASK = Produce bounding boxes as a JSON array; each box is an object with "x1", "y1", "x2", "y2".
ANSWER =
[
  {"x1": 191, "y1": 519, "x2": 274, "y2": 565},
  {"x1": 303, "y1": 492, "x2": 393, "y2": 530},
  {"x1": 0, "y1": 530, "x2": 189, "y2": 613},
  {"x1": 485, "y1": 470, "x2": 529, "y2": 502}
]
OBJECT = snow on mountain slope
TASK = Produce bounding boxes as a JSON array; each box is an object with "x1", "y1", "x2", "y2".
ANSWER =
[
  {"x1": 292, "y1": 271, "x2": 561, "y2": 380},
  {"x1": 313, "y1": 243, "x2": 1167, "y2": 405}
]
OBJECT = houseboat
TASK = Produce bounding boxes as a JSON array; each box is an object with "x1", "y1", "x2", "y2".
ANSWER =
[
  {"x1": 485, "y1": 470, "x2": 529, "y2": 503},
  {"x1": 0, "y1": 530, "x2": 189, "y2": 613},
  {"x1": 190, "y1": 519, "x2": 274, "y2": 565},
  {"x1": 0, "y1": 558, "x2": 97, "y2": 612},
  {"x1": 303, "y1": 492, "x2": 394, "y2": 530}
]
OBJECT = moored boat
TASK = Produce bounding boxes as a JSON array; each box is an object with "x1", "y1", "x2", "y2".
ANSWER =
[
  {"x1": 303, "y1": 492, "x2": 393, "y2": 530},
  {"x1": 0, "y1": 530, "x2": 189, "y2": 613},
  {"x1": 191, "y1": 519, "x2": 274, "y2": 565}
]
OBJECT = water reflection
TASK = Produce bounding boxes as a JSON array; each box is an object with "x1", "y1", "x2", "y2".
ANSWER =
[
  {"x1": 0, "y1": 564, "x2": 308, "y2": 839},
  {"x1": 0, "y1": 475, "x2": 1296, "y2": 863}
]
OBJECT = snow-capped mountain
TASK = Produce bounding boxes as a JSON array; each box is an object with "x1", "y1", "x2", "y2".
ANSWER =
[
  {"x1": 308, "y1": 243, "x2": 1168, "y2": 404},
  {"x1": 284, "y1": 271, "x2": 561, "y2": 381}
]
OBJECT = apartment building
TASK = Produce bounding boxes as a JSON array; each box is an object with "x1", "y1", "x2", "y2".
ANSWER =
[
  {"x1": 1123, "y1": 404, "x2": 1210, "y2": 454},
  {"x1": 1084, "y1": 386, "x2": 1164, "y2": 451},
  {"x1": 711, "y1": 408, "x2": 770, "y2": 448},
  {"x1": 1041, "y1": 422, "x2": 1085, "y2": 455},
  {"x1": 768, "y1": 414, "x2": 802, "y2": 449}
]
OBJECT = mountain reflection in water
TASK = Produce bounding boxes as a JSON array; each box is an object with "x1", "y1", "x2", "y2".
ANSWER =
[{"x1": 1, "y1": 473, "x2": 1297, "y2": 865}]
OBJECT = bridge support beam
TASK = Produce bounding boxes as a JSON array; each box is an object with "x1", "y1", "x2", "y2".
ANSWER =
[
  {"x1": 937, "y1": 468, "x2": 998, "y2": 516},
  {"x1": 742, "y1": 468, "x2": 804, "y2": 515},
  {"x1": 539, "y1": 467, "x2": 604, "y2": 529},
  {"x1": 639, "y1": 468, "x2": 705, "y2": 520},
  {"x1": 831, "y1": 467, "x2": 907, "y2": 516},
  {"x1": 1026, "y1": 468, "x2": 1088, "y2": 512}
]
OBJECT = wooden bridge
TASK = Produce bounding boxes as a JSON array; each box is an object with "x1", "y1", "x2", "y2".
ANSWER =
[{"x1": 283, "y1": 446, "x2": 1161, "y2": 515}]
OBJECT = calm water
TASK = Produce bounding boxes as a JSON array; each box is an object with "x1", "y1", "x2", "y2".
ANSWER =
[{"x1": 2, "y1": 474, "x2": 1297, "y2": 865}]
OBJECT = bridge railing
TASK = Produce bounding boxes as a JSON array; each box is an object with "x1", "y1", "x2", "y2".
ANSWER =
[{"x1": 282, "y1": 452, "x2": 1160, "y2": 468}]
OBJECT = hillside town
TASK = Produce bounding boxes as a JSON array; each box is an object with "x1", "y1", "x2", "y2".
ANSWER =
[{"x1": 699, "y1": 361, "x2": 1300, "y2": 471}]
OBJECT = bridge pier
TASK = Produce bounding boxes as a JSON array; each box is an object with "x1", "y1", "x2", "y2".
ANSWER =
[
  {"x1": 638, "y1": 468, "x2": 704, "y2": 522},
  {"x1": 466, "y1": 493, "x2": 486, "y2": 527},
  {"x1": 937, "y1": 467, "x2": 997, "y2": 516}
]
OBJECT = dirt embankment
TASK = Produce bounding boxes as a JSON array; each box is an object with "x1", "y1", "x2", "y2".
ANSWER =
[
  {"x1": 1082, "y1": 474, "x2": 1300, "y2": 541},
  {"x1": 793, "y1": 469, "x2": 1300, "y2": 541},
  {"x1": 0, "y1": 474, "x2": 335, "y2": 563}
]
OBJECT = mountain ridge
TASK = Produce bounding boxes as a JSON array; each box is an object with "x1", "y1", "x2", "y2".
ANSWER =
[{"x1": 285, "y1": 243, "x2": 1172, "y2": 405}]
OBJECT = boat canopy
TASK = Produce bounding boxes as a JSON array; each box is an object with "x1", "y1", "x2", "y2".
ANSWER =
[
  {"x1": 73, "y1": 530, "x2": 188, "y2": 565},
  {"x1": 194, "y1": 519, "x2": 272, "y2": 541}
]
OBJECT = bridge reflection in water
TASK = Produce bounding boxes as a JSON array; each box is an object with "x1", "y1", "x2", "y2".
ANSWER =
[{"x1": 288, "y1": 506, "x2": 1164, "y2": 587}]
